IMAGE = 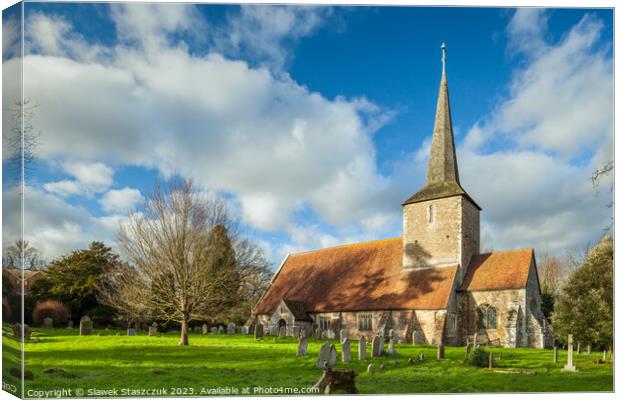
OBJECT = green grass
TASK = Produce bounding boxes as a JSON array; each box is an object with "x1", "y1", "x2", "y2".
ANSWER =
[{"x1": 2, "y1": 326, "x2": 613, "y2": 396}]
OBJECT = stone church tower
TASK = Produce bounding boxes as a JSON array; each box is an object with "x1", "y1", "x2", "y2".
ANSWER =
[{"x1": 402, "y1": 43, "x2": 480, "y2": 282}]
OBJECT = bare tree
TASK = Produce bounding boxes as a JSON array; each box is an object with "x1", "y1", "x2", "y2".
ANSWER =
[
  {"x1": 99, "y1": 179, "x2": 241, "y2": 345},
  {"x1": 3, "y1": 100, "x2": 39, "y2": 185},
  {"x1": 3, "y1": 240, "x2": 41, "y2": 270},
  {"x1": 538, "y1": 252, "x2": 563, "y2": 295}
]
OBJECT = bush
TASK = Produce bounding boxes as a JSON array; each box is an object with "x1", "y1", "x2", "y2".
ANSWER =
[
  {"x1": 2, "y1": 296, "x2": 11, "y2": 321},
  {"x1": 32, "y1": 300, "x2": 70, "y2": 325},
  {"x1": 464, "y1": 347, "x2": 490, "y2": 367}
]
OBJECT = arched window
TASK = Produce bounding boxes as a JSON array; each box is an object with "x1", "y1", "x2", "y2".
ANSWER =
[
  {"x1": 477, "y1": 304, "x2": 497, "y2": 329},
  {"x1": 428, "y1": 204, "x2": 434, "y2": 223}
]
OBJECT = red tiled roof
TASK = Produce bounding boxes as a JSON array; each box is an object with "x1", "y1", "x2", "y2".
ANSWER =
[
  {"x1": 460, "y1": 248, "x2": 534, "y2": 291},
  {"x1": 254, "y1": 238, "x2": 458, "y2": 315}
]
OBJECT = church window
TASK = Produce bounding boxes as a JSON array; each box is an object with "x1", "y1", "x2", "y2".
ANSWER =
[
  {"x1": 448, "y1": 314, "x2": 457, "y2": 332},
  {"x1": 319, "y1": 316, "x2": 330, "y2": 331},
  {"x1": 477, "y1": 304, "x2": 497, "y2": 329},
  {"x1": 428, "y1": 204, "x2": 434, "y2": 223},
  {"x1": 358, "y1": 314, "x2": 373, "y2": 331}
]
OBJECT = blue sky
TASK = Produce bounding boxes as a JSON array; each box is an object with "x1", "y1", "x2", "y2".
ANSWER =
[{"x1": 2, "y1": 3, "x2": 614, "y2": 266}]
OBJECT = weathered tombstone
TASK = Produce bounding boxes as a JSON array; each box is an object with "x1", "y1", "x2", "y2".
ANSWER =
[
  {"x1": 388, "y1": 337, "x2": 396, "y2": 355},
  {"x1": 241, "y1": 326, "x2": 249, "y2": 335},
  {"x1": 211, "y1": 326, "x2": 218, "y2": 334},
  {"x1": 202, "y1": 323, "x2": 208, "y2": 334},
  {"x1": 587, "y1": 344, "x2": 591, "y2": 354},
  {"x1": 488, "y1": 352, "x2": 493, "y2": 368},
  {"x1": 67, "y1": 320, "x2": 74, "y2": 329},
  {"x1": 419, "y1": 352, "x2": 424, "y2": 361},
  {"x1": 297, "y1": 336, "x2": 308, "y2": 356},
  {"x1": 315, "y1": 328, "x2": 322, "y2": 340},
  {"x1": 227, "y1": 323, "x2": 236, "y2": 334},
  {"x1": 465, "y1": 343, "x2": 472, "y2": 355},
  {"x1": 553, "y1": 346, "x2": 558, "y2": 363},
  {"x1": 340, "y1": 329, "x2": 348, "y2": 343},
  {"x1": 43, "y1": 317, "x2": 53, "y2": 328},
  {"x1": 278, "y1": 326, "x2": 286, "y2": 338},
  {"x1": 562, "y1": 334, "x2": 577, "y2": 372},
  {"x1": 473, "y1": 333, "x2": 478, "y2": 347},
  {"x1": 254, "y1": 324, "x2": 264, "y2": 339},
  {"x1": 218, "y1": 326, "x2": 225, "y2": 334},
  {"x1": 366, "y1": 364, "x2": 374, "y2": 374},
  {"x1": 79, "y1": 316, "x2": 93, "y2": 336},
  {"x1": 358, "y1": 336, "x2": 367, "y2": 360},
  {"x1": 577, "y1": 342, "x2": 581, "y2": 354},
  {"x1": 12, "y1": 323, "x2": 32, "y2": 340},
  {"x1": 149, "y1": 324, "x2": 158, "y2": 336},
  {"x1": 437, "y1": 343, "x2": 445, "y2": 360},
  {"x1": 316, "y1": 342, "x2": 332, "y2": 368},
  {"x1": 412, "y1": 330, "x2": 419, "y2": 345},
  {"x1": 388, "y1": 329, "x2": 395, "y2": 339},
  {"x1": 328, "y1": 344, "x2": 338, "y2": 366},
  {"x1": 127, "y1": 328, "x2": 136, "y2": 336},
  {"x1": 371, "y1": 335, "x2": 383, "y2": 358},
  {"x1": 342, "y1": 338, "x2": 351, "y2": 362}
]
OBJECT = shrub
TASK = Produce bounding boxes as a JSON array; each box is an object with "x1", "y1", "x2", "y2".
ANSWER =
[
  {"x1": 464, "y1": 347, "x2": 490, "y2": 367},
  {"x1": 2, "y1": 296, "x2": 11, "y2": 321},
  {"x1": 32, "y1": 300, "x2": 70, "y2": 325}
]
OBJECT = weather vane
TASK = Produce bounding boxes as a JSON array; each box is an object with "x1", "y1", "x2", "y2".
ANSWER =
[{"x1": 441, "y1": 42, "x2": 447, "y2": 75}]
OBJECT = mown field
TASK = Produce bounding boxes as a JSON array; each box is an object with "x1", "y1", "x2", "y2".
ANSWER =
[{"x1": 2, "y1": 326, "x2": 614, "y2": 397}]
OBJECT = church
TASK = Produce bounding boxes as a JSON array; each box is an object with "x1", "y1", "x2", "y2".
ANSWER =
[{"x1": 252, "y1": 45, "x2": 549, "y2": 348}]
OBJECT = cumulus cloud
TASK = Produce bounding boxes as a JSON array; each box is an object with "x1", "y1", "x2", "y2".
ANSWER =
[
  {"x1": 43, "y1": 161, "x2": 114, "y2": 197},
  {"x1": 99, "y1": 187, "x2": 143, "y2": 213}
]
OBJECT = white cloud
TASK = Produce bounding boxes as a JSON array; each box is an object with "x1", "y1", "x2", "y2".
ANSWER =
[
  {"x1": 43, "y1": 161, "x2": 114, "y2": 197},
  {"x1": 99, "y1": 187, "x2": 143, "y2": 213}
]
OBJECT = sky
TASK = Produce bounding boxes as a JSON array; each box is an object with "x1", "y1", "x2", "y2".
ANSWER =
[{"x1": 2, "y1": 3, "x2": 614, "y2": 267}]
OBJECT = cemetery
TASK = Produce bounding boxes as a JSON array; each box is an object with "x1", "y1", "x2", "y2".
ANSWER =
[{"x1": 2, "y1": 325, "x2": 612, "y2": 395}]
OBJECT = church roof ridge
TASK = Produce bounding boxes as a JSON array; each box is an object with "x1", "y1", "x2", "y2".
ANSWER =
[{"x1": 288, "y1": 236, "x2": 402, "y2": 257}]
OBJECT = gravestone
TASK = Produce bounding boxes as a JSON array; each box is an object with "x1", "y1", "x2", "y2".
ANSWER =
[
  {"x1": 328, "y1": 344, "x2": 338, "y2": 366},
  {"x1": 241, "y1": 326, "x2": 249, "y2": 335},
  {"x1": 211, "y1": 327, "x2": 218, "y2": 334},
  {"x1": 194, "y1": 326, "x2": 202, "y2": 334},
  {"x1": 465, "y1": 343, "x2": 472, "y2": 355},
  {"x1": 254, "y1": 324, "x2": 264, "y2": 339},
  {"x1": 412, "y1": 330, "x2": 419, "y2": 345},
  {"x1": 315, "y1": 328, "x2": 322, "y2": 340},
  {"x1": 388, "y1": 329, "x2": 395, "y2": 339},
  {"x1": 342, "y1": 338, "x2": 351, "y2": 362},
  {"x1": 12, "y1": 323, "x2": 31, "y2": 340},
  {"x1": 498, "y1": 352, "x2": 502, "y2": 361},
  {"x1": 437, "y1": 343, "x2": 445, "y2": 360},
  {"x1": 340, "y1": 329, "x2": 348, "y2": 343},
  {"x1": 473, "y1": 333, "x2": 478, "y2": 347},
  {"x1": 316, "y1": 342, "x2": 332, "y2": 368},
  {"x1": 488, "y1": 352, "x2": 493, "y2": 368},
  {"x1": 127, "y1": 328, "x2": 136, "y2": 336},
  {"x1": 327, "y1": 329, "x2": 336, "y2": 340},
  {"x1": 278, "y1": 326, "x2": 286, "y2": 338},
  {"x1": 297, "y1": 336, "x2": 308, "y2": 356},
  {"x1": 603, "y1": 350, "x2": 607, "y2": 361},
  {"x1": 562, "y1": 334, "x2": 577, "y2": 372},
  {"x1": 419, "y1": 352, "x2": 424, "y2": 361},
  {"x1": 67, "y1": 320, "x2": 74, "y2": 329},
  {"x1": 149, "y1": 324, "x2": 158, "y2": 336},
  {"x1": 388, "y1": 337, "x2": 396, "y2": 355},
  {"x1": 577, "y1": 342, "x2": 581, "y2": 354},
  {"x1": 366, "y1": 364, "x2": 374, "y2": 374},
  {"x1": 358, "y1": 336, "x2": 367, "y2": 360},
  {"x1": 79, "y1": 316, "x2": 93, "y2": 336},
  {"x1": 587, "y1": 344, "x2": 591, "y2": 354},
  {"x1": 227, "y1": 323, "x2": 236, "y2": 335},
  {"x1": 43, "y1": 317, "x2": 53, "y2": 328},
  {"x1": 371, "y1": 335, "x2": 383, "y2": 358},
  {"x1": 218, "y1": 326, "x2": 225, "y2": 334}
]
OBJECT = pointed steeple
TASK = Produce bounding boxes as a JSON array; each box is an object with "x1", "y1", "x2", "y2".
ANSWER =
[{"x1": 402, "y1": 43, "x2": 479, "y2": 209}]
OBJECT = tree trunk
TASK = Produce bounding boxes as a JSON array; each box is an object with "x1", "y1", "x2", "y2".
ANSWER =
[{"x1": 179, "y1": 317, "x2": 189, "y2": 346}]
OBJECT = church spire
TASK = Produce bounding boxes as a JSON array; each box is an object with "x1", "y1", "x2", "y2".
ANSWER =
[{"x1": 427, "y1": 42, "x2": 460, "y2": 185}]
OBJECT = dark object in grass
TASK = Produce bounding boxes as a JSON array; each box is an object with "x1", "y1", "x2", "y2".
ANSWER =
[
  {"x1": 10, "y1": 368, "x2": 34, "y2": 380},
  {"x1": 152, "y1": 369, "x2": 166, "y2": 375},
  {"x1": 407, "y1": 357, "x2": 414, "y2": 364},
  {"x1": 464, "y1": 347, "x2": 490, "y2": 368},
  {"x1": 313, "y1": 362, "x2": 357, "y2": 394},
  {"x1": 43, "y1": 367, "x2": 76, "y2": 378}
]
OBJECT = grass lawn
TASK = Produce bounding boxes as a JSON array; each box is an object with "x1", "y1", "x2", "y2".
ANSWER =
[{"x1": 2, "y1": 325, "x2": 613, "y2": 396}]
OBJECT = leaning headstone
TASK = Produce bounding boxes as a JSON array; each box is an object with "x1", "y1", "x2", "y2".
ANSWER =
[
  {"x1": 202, "y1": 323, "x2": 208, "y2": 334},
  {"x1": 342, "y1": 338, "x2": 351, "y2": 362},
  {"x1": 149, "y1": 324, "x2": 158, "y2": 336},
  {"x1": 340, "y1": 329, "x2": 348, "y2": 343},
  {"x1": 553, "y1": 347, "x2": 558, "y2": 363},
  {"x1": 297, "y1": 336, "x2": 308, "y2": 356},
  {"x1": 218, "y1": 326, "x2": 225, "y2": 334},
  {"x1": 562, "y1": 334, "x2": 577, "y2": 372},
  {"x1": 437, "y1": 343, "x2": 445, "y2": 360},
  {"x1": 211, "y1": 327, "x2": 218, "y2": 334},
  {"x1": 278, "y1": 326, "x2": 286, "y2": 338},
  {"x1": 254, "y1": 324, "x2": 264, "y2": 339},
  {"x1": 371, "y1": 335, "x2": 383, "y2": 358},
  {"x1": 412, "y1": 330, "x2": 419, "y2": 345},
  {"x1": 43, "y1": 317, "x2": 53, "y2": 328},
  {"x1": 67, "y1": 320, "x2": 74, "y2": 329},
  {"x1": 227, "y1": 323, "x2": 236, "y2": 335},
  {"x1": 388, "y1": 337, "x2": 396, "y2": 355},
  {"x1": 358, "y1": 336, "x2": 367, "y2": 360},
  {"x1": 241, "y1": 326, "x2": 249, "y2": 335},
  {"x1": 366, "y1": 364, "x2": 374, "y2": 374},
  {"x1": 328, "y1": 345, "x2": 338, "y2": 366},
  {"x1": 127, "y1": 328, "x2": 136, "y2": 336},
  {"x1": 316, "y1": 342, "x2": 331, "y2": 368},
  {"x1": 79, "y1": 316, "x2": 93, "y2": 336}
]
